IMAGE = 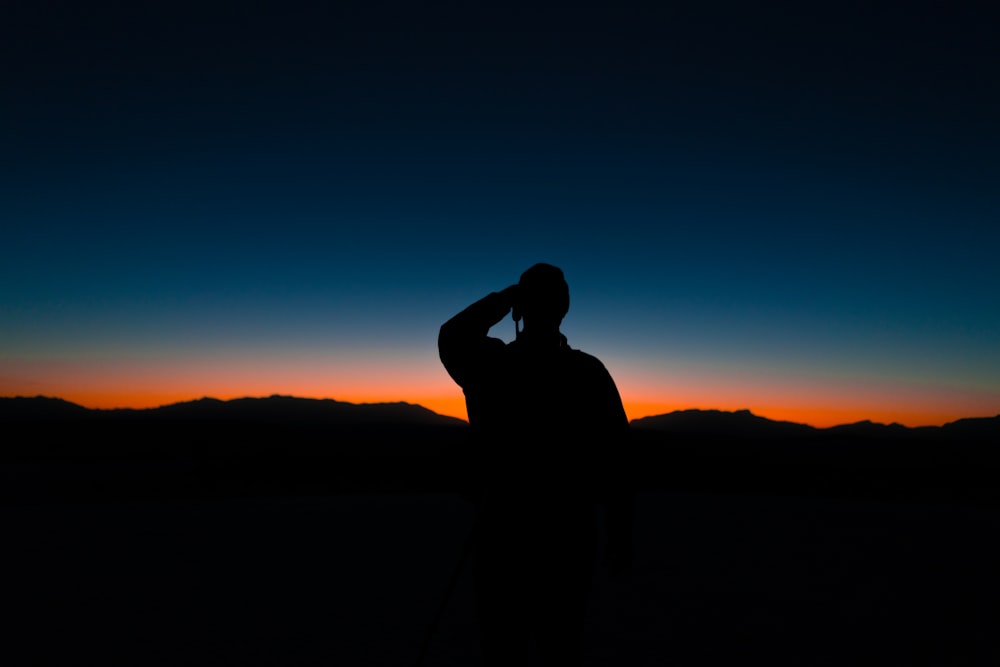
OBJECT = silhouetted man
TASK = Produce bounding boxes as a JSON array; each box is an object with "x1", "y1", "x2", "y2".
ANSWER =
[{"x1": 438, "y1": 263, "x2": 634, "y2": 667}]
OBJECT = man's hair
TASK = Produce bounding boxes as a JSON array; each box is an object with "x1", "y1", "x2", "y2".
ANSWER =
[{"x1": 518, "y1": 263, "x2": 570, "y2": 321}]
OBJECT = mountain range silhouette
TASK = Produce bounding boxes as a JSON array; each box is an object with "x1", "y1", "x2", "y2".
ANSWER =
[
  {"x1": 0, "y1": 395, "x2": 466, "y2": 426},
  {"x1": 3, "y1": 395, "x2": 998, "y2": 437},
  {"x1": 3, "y1": 395, "x2": 998, "y2": 506}
]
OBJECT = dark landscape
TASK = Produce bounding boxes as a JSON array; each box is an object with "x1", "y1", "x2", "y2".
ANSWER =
[{"x1": 3, "y1": 396, "x2": 999, "y2": 665}]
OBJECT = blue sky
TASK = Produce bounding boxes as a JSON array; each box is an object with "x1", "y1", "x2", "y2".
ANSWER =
[{"x1": 2, "y1": 1, "x2": 998, "y2": 426}]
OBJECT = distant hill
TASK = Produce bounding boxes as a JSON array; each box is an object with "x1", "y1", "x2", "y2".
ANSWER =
[
  {"x1": 630, "y1": 408, "x2": 816, "y2": 438},
  {"x1": 0, "y1": 396, "x2": 93, "y2": 421},
  {"x1": 0, "y1": 395, "x2": 472, "y2": 467},
  {"x1": 937, "y1": 415, "x2": 1000, "y2": 440},
  {"x1": 630, "y1": 408, "x2": 1000, "y2": 440},
  {"x1": 0, "y1": 395, "x2": 467, "y2": 428}
]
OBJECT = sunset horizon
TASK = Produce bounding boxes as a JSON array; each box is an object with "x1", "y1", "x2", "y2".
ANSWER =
[
  {"x1": 4, "y1": 4, "x2": 997, "y2": 437},
  {"x1": 5, "y1": 388, "x2": 995, "y2": 431}
]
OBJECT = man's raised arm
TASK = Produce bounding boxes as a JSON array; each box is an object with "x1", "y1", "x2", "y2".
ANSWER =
[{"x1": 438, "y1": 286, "x2": 518, "y2": 388}]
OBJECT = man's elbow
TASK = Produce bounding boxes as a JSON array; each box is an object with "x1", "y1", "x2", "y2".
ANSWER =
[{"x1": 438, "y1": 321, "x2": 458, "y2": 355}]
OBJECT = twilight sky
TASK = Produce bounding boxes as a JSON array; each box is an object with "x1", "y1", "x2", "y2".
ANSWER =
[{"x1": 3, "y1": 1, "x2": 998, "y2": 427}]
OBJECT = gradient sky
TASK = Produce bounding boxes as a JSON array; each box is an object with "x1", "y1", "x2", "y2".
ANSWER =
[{"x1": 3, "y1": 1, "x2": 998, "y2": 427}]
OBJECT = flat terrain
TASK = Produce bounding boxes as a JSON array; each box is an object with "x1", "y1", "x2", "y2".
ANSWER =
[{"x1": 4, "y1": 477, "x2": 998, "y2": 666}]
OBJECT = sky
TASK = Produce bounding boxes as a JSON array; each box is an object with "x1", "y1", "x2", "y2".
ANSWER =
[{"x1": 3, "y1": 1, "x2": 999, "y2": 427}]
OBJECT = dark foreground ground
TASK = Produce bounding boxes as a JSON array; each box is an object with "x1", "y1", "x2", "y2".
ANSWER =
[{"x1": 4, "y1": 470, "x2": 999, "y2": 666}]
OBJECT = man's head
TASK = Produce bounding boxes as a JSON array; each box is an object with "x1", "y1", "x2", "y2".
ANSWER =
[{"x1": 515, "y1": 263, "x2": 570, "y2": 329}]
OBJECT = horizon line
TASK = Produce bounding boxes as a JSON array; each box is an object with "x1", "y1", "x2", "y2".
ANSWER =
[{"x1": 4, "y1": 393, "x2": 997, "y2": 431}]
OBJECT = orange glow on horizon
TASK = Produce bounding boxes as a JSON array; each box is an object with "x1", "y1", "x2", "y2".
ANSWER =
[
  {"x1": 3, "y1": 357, "x2": 996, "y2": 428},
  {"x1": 619, "y1": 401, "x2": 963, "y2": 429},
  {"x1": 4, "y1": 388, "x2": 987, "y2": 429}
]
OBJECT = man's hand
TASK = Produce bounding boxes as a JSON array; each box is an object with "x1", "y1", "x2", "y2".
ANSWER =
[{"x1": 498, "y1": 284, "x2": 520, "y2": 310}]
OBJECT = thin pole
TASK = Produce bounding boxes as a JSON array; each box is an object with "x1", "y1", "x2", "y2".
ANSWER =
[{"x1": 414, "y1": 527, "x2": 475, "y2": 667}]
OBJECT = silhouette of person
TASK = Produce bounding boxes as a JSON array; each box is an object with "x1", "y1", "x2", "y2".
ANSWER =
[{"x1": 438, "y1": 262, "x2": 634, "y2": 667}]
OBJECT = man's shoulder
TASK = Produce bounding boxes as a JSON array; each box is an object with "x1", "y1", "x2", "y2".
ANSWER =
[{"x1": 563, "y1": 345, "x2": 610, "y2": 371}]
